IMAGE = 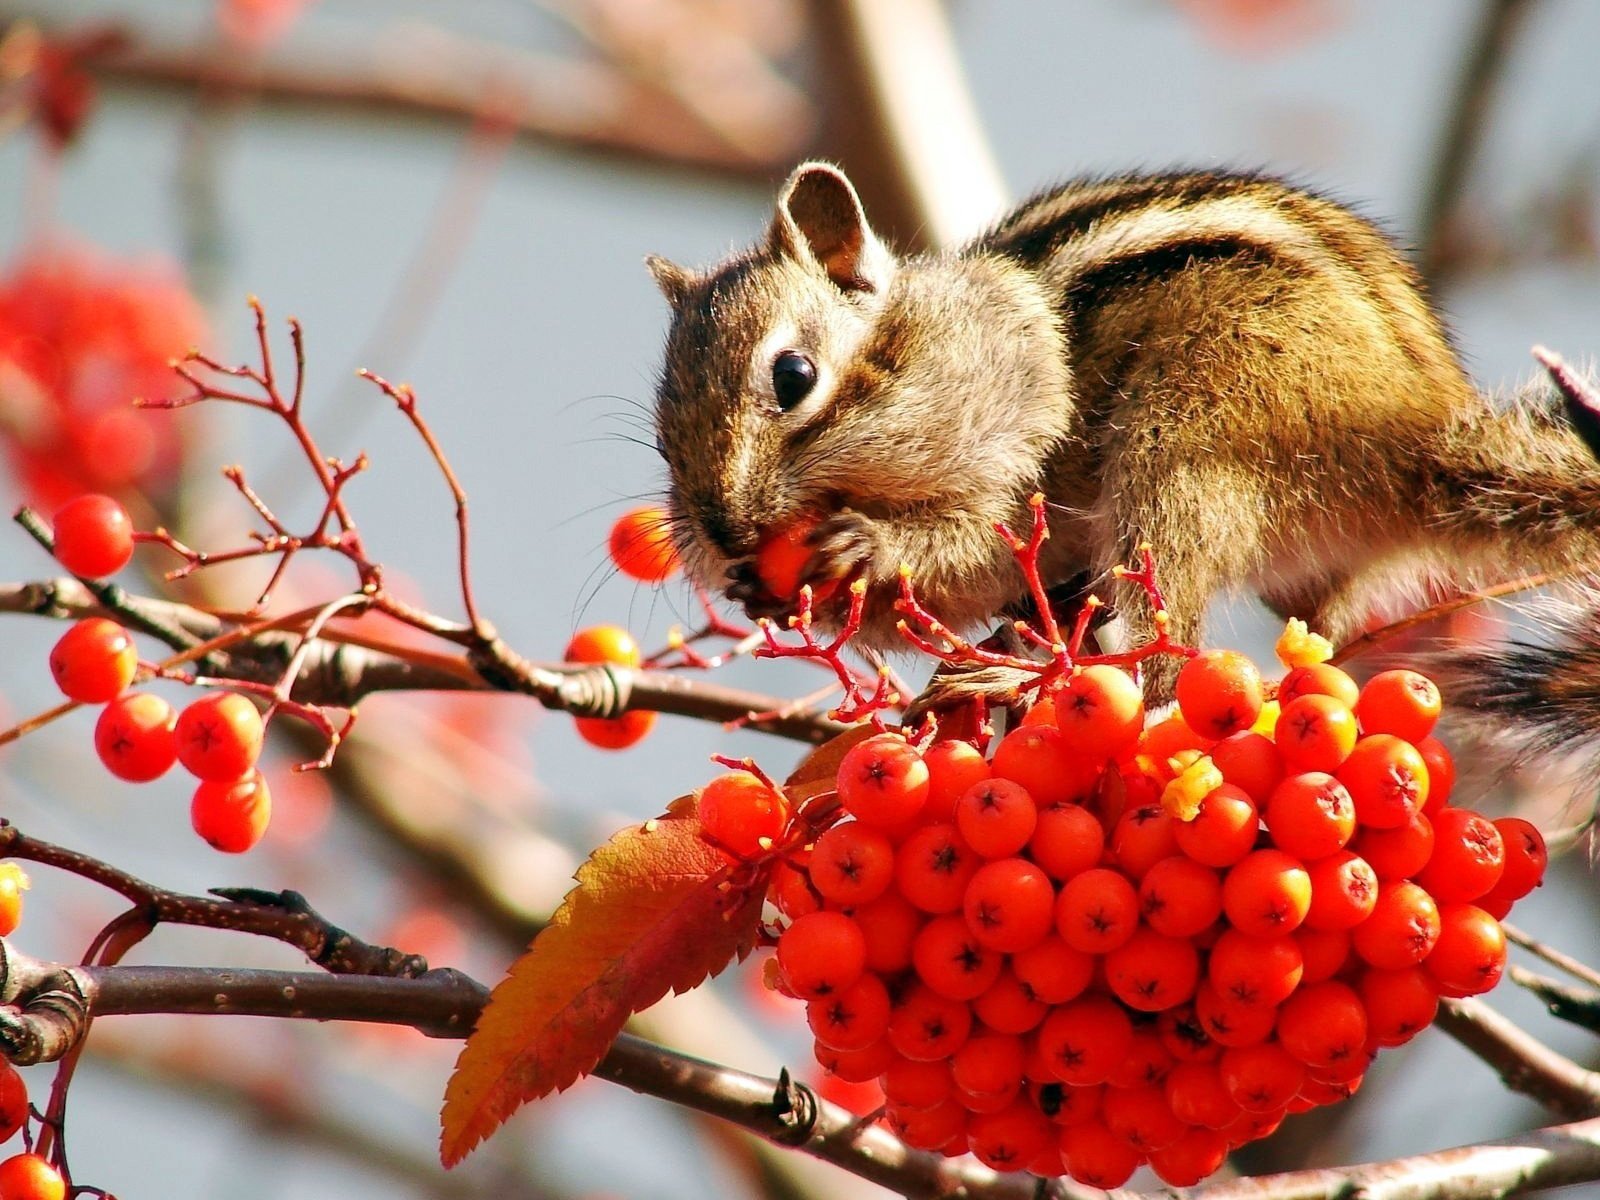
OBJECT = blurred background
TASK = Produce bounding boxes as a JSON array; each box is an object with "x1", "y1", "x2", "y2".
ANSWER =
[{"x1": 0, "y1": 0, "x2": 1598, "y2": 1196}]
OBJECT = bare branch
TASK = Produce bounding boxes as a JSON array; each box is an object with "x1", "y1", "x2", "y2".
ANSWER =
[
  {"x1": 1435, "y1": 997, "x2": 1600, "y2": 1118},
  {"x1": 1416, "y1": 0, "x2": 1538, "y2": 284}
]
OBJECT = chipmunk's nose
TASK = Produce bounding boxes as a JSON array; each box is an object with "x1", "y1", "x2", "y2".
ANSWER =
[{"x1": 700, "y1": 505, "x2": 760, "y2": 559}]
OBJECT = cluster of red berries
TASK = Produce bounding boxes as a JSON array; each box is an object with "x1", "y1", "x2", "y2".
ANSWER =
[
  {"x1": 47, "y1": 494, "x2": 272, "y2": 853},
  {"x1": 0, "y1": 241, "x2": 206, "y2": 512},
  {"x1": 726, "y1": 641, "x2": 1544, "y2": 1187}
]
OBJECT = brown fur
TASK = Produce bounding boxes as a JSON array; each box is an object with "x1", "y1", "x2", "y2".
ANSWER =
[{"x1": 649, "y1": 163, "x2": 1600, "y2": 700}]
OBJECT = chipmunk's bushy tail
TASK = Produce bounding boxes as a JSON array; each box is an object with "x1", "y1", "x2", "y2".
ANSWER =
[{"x1": 1431, "y1": 592, "x2": 1600, "y2": 778}]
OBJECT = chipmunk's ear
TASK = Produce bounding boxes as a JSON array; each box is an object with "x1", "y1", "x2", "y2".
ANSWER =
[
  {"x1": 645, "y1": 255, "x2": 695, "y2": 309},
  {"x1": 769, "y1": 162, "x2": 894, "y2": 294}
]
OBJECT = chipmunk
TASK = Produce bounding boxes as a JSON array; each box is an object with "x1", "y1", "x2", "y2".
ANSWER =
[{"x1": 646, "y1": 162, "x2": 1600, "y2": 707}]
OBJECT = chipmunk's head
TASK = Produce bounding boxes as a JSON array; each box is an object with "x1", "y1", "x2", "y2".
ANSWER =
[{"x1": 648, "y1": 162, "x2": 1072, "y2": 632}]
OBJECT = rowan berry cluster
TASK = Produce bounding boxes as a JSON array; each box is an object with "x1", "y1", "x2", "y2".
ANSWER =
[
  {"x1": 46, "y1": 493, "x2": 273, "y2": 853},
  {"x1": 732, "y1": 642, "x2": 1544, "y2": 1187}
]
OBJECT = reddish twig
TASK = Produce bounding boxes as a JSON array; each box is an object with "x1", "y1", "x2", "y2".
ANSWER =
[{"x1": 755, "y1": 582, "x2": 901, "y2": 724}]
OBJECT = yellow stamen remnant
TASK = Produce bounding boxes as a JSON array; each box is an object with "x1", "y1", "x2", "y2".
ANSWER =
[
  {"x1": 1276, "y1": 618, "x2": 1334, "y2": 669},
  {"x1": 1161, "y1": 753, "x2": 1223, "y2": 823}
]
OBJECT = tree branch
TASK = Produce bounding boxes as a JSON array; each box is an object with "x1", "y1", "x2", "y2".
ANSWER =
[
  {"x1": 0, "y1": 577, "x2": 848, "y2": 743},
  {"x1": 21, "y1": 15, "x2": 812, "y2": 177},
  {"x1": 1416, "y1": 0, "x2": 1538, "y2": 285},
  {"x1": 4, "y1": 948, "x2": 1600, "y2": 1200},
  {"x1": 1435, "y1": 997, "x2": 1600, "y2": 1118}
]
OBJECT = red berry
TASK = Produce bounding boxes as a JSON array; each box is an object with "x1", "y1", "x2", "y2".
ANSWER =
[
  {"x1": 700, "y1": 770, "x2": 789, "y2": 860},
  {"x1": 1275, "y1": 694, "x2": 1358, "y2": 773},
  {"x1": 1110, "y1": 804, "x2": 1179, "y2": 879},
  {"x1": 1139, "y1": 856, "x2": 1223, "y2": 939},
  {"x1": 1337, "y1": 734, "x2": 1429, "y2": 829},
  {"x1": 963, "y1": 858, "x2": 1055, "y2": 953},
  {"x1": 1415, "y1": 736, "x2": 1455, "y2": 812},
  {"x1": 0, "y1": 1153, "x2": 64, "y2": 1200},
  {"x1": 1055, "y1": 665, "x2": 1144, "y2": 759},
  {"x1": 1355, "y1": 669, "x2": 1442, "y2": 743},
  {"x1": 1208, "y1": 730, "x2": 1284, "y2": 806},
  {"x1": 1029, "y1": 804, "x2": 1105, "y2": 881},
  {"x1": 48, "y1": 618, "x2": 137, "y2": 703},
  {"x1": 1219, "y1": 1041, "x2": 1305, "y2": 1112},
  {"x1": 1295, "y1": 925, "x2": 1353, "y2": 983},
  {"x1": 1148, "y1": 1126, "x2": 1229, "y2": 1186},
  {"x1": 836, "y1": 734, "x2": 929, "y2": 828},
  {"x1": 1351, "y1": 881, "x2": 1441, "y2": 970},
  {"x1": 753, "y1": 516, "x2": 841, "y2": 602},
  {"x1": 1036, "y1": 995, "x2": 1133, "y2": 1086},
  {"x1": 1106, "y1": 927, "x2": 1202, "y2": 1012},
  {"x1": 955, "y1": 779, "x2": 1037, "y2": 859},
  {"x1": 1059, "y1": 1118, "x2": 1141, "y2": 1188},
  {"x1": 1194, "y1": 979, "x2": 1276, "y2": 1047},
  {"x1": 852, "y1": 891, "x2": 922, "y2": 974},
  {"x1": 1303, "y1": 850, "x2": 1380, "y2": 931},
  {"x1": 575, "y1": 711, "x2": 656, "y2": 750},
  {"x1": 51, "y1": 493, "x2": 134, "y2": 578},
  {"x1": 921, "y1": 739, "x2": 990, "y2": 823},
  {"x1": 1177, "y1": 650, "x2": 1264, "y2": 738},
  {"x1": 807, "y1": 972, "x2": 892, "y2": 1051},
  {"x1": 952, "y1": 1032, "x2": 1026, "y2": 1098},
  {"x1": 563, "y1": 625, "x2": 641, "y2": 667},
  {"x1": 175, "y1": 690, "x2": 265, "y2": 782},
  {"x1": 1278, "y1": 662, "x2": 1360, "y2": 709},
  {"x1": 1164, "y1": 1061, "x2": 1241, "y2": 1129},
  {"x1": 564, "y1": 626, "x2": 654, "y2": 749},
  {"x1": 1174, "y1": 784, "x2": 1259, "y2": 868},
  {"x1": 894, "y1": 823, "x2": 979, "y2": 914},
  {"x1": 973, "y1": 968, "x2": 1049, "y2": 1035},
  {"x1": 887, "y1": 982, "x2": 973, "y2": 1062},
  {"x1": 912, "y1": 914, "x2": 1004, "y2": 1000},
  {"x1": 1101, "y1": 1084, "x2": 1186, "y2": 1154},
  {"x1": 1353, "y1": 813, "x2": 1435, "y2": 881},
  {"x1": 1415, "y1": 808, "x2": 1505, "y2": 903},
  {"x1": 1359, "y1": 966, "x2": 1440, "y2": 1046},
  {"x1": 0, "y1": 1063, "x2": 25, "y2": 1144},
  {"x1": 991, "y1": 724, "x2": 1101, "y2": 807},
  {"x1": 95, "y1": 691, "x2": 178, "y2": 782},
  {"x1": 1488, "y1": 817, "x2": 1547, "y2": 902},
  {"x1": 779, "y1": 911, "x2": 867, "y2": 1000},
  {"x1": 1425, "y1": 903, "x2": 1507, "y2": 997},
  {"x1": 1055, "y1": 867, "x2": 1139, "y2": 954},
  {"x1": 1207, "y1": 928, "x2": 1303, "y2": 1008},
  {"x1": 1010, "y1": 935, "x2": 1095, "y2": 1005},
  {"x1": 1222, "y1": 849, "x2": 1312, "y2": 937},
  {"x1": 1275, "y1": 981, "x2": 1369, "y2": 1070},
  {"x1": 966, "y1": 1098, "x2": 1052, "y2": 1172},
  {"x1": 607, "y1": 506, "x2": 680, "y2": 583},
  {"x1": 0, "y1": 867, "x2": 25, "y2": 939},
  {"x1": 1264, "y1": 772, "x2": 1355, "y2": 861},
  {"x1": 191, "y1": 770, "x2": 272, "y2": 852}
]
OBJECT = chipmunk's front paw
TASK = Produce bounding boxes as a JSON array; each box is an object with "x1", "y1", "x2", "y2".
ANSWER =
[
  {"x1": 904, "y1": 663, "x2": 1039, "y2": 723},
  {"x1": 802, "y1": 509, "x2": 890, "y2": 592}
]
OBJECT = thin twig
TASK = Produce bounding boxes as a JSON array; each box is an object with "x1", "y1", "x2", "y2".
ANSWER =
[{"x1": 1416, "y1": 0, "x2": 1538, "y2": 285}]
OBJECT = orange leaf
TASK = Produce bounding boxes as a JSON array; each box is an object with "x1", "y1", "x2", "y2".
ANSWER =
[
  {"x1": 783, "y1": 725, "x2": 873, "y2": 809},
  {"x1": 439, "y1": 808, "x2": 769, "y2": 1165}
]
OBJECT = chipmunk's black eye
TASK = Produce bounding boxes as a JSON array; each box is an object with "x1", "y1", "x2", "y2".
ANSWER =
[{"x1": 771, "y1": 351, "x2": 817, "y2": 410}]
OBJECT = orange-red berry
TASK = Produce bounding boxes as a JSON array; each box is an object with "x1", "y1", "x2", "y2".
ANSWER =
[
  {"x1": 51, "y1": 493, "x2": 134, "y2": 578},
  {"x1": 49, "y1": 618, "x2": 137, "y2": 703},
  {"x1": 95, "y1": 691, "x2": 178, "y2": 782},
  {"x1": 608, "y1": 506, "x2": 680, "y2": 583},
  {"x1": 1177, "y1": 650, "x2": 1264, "y2": 738},
  {"x1": 191, "y1": 770, "x2": 272, "y2": 852}
]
